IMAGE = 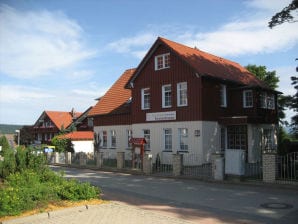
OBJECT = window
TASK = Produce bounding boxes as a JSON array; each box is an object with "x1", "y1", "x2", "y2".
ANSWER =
[
  {"x1": 110, "y1": 130, "x2": 116, "y2": 148},
  {"x1": 177, "y1": 82, "x2": 188, "y2": 106},
  {"x1": 164, "y1": 128, "x2": 172, "y2": 151},
  {"x1": 127, "y1": 130, "x2": 132, "y2": 147},
  {"x1": 263, "y1": 129, "x2": 273, "y2": 150},
  {"x1": 243, "y1": 90, "x2": 253, "y2": 108},
  {"x1": 141, "y1": 88, "x2": 150, "y2": 110},
  {"x1": 259, "y1": 92, "x2": 275, "y2": 110},
  {"x1": 162, "y1": 84, "x2": 172, "y2": 108},
  {"x1": 102, "y1": 131, "x2": 107, "y2": 148},
  {"x1": 143, "y1": 129, "x2": 150, "y2": 150},
  {"x1": 260, "y1": 92, "x2": 267, "y2": 108},
  {"x1": 227, "y1": 125, "x2": 247, "y2": 150},
  {"x1": 267, "y1": 94, "x2": 275, "y2": 109},
  {"x1": 155, "y1": 53, "x2": 170, "y2": 70},
  {"x1": 220, "y1": 127, "x2": 226, "y2": 151},
  {"x1": 220, "y1": 85, "x2": 227, "y2": 107},
  {"x1": 178, "y1": 128, "x2": 188, "y2": 151}
]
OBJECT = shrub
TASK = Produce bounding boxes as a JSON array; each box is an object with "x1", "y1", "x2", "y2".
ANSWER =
[
  {"x1": 0, "y1": 149, "x2": 16, "y2": 179},
  {"x1": 57, "y1": 179, "x2": 100, "y2": 201},
  {"x1": 0, "y1": 169, "x2": 100, "y2": 217}
]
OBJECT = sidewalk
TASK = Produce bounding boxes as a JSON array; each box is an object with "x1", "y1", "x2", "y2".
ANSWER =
[{"x1": 2, "y1": 202, "x2": 193, "y2": 224}]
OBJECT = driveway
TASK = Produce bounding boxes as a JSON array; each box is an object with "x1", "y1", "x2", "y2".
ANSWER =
[{"x1": 51, "y1": 166, "x2": 298, "y2": 224}]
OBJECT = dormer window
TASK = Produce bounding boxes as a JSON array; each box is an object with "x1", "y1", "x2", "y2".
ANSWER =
[{"x1": 155, "y1": 53, "x2": 170, "y2": 70}]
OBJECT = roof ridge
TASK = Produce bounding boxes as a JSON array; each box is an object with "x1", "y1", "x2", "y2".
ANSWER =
[{"x1": 159, "y1": 36, "x2": 244, "y2": 69}]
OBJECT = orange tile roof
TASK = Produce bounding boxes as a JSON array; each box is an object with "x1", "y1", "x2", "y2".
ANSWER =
[
  {"x1": 129, "y1": 37, "x2": 268, "y2": 89},
  {"x1": 45, "y1": 111, "x2": 82, "y2": 130},
  {"x1": 158, "y1": 37, "x2": 267, "y2": 87},
  {"x1": 59, "y1": 131, "x2": 94, "y2": 140},
  {"x1": 89, "y1": 68, "x2": 135, "y2": 116}
]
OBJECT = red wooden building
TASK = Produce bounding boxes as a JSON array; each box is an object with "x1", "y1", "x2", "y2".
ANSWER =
[{"x1": 89, "y1": 37, "x2": 278, "y2": 169}]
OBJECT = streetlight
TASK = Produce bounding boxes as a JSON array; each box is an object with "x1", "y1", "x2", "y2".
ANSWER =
[{"x1": 15, "y1": 130, "x2": 20, "y2": 146}]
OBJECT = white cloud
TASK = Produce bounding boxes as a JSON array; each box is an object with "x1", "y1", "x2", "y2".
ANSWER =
[
  {"x1": 107, "y1": 33, "x2": 156, "y2": 58},
  {"x1": 107, "y1": 0, "x2": 298, "y2": 58},
  {"x1": 0, "y1": 84, "x2": 107, "y2": 124},
  {"x1": 0, "y1": 85, "x2": 54, "y2": 103},
  {"x1": 0, "y1": 4, "x2": 96, "y2": 79},
  {"x1": 72, "y1": 87, "x2": 108, "y2": 98},
  {"x1": 184, "y1": 20, "x2": 298, "y2": 57}
]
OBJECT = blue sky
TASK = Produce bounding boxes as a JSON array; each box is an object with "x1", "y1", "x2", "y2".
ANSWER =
[{"x1": 0, "y1": 0, "x2": 297, "y2": 125}]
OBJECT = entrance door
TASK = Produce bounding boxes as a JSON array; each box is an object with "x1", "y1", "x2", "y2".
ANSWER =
[{"x1": 225, "y1": 125, "x2": 247, "y2": 175}]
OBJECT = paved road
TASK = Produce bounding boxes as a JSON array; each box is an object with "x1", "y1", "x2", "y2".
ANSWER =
[{"x1": 51, "y1": 166, "x2": 298, "y2": 224}]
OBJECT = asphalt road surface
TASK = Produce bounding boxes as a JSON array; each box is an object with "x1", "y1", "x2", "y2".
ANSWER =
[{"x1": 51, "y1": 166, "x2": 298, "y2": 224}]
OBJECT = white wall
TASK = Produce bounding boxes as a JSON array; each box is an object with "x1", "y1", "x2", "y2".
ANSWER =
[
  {"x1": 93, "y1": 121, "x2": 221, "y2": 165},
  {"x1": 132, "y1": 121, "x2": 219, "y2": 165},
  {"x1": 72, "y1": 140, "x2": 94, "y2": 153},
  {"x1": 93, "y1": 124, "x2": 132, "y2": 158}
]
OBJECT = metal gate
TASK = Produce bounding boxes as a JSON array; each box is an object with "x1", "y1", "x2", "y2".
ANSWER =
[
  {"x1": 181, "y1": 153, "x2": 212, "y2": 179},
  {"x1": 244, "y1": 161, "x2": 263, "y2": 180},
  {"x1": 276, "y1": 152, "x2": 298, "y2": 182}
]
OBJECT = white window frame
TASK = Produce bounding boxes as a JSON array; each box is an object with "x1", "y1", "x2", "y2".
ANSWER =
[
  {"x1": 162, "y1": 84, "x2": 172, "y2": 108},
  {"x1": 127, "y1": 130, "x2": 132, "y2": 148},
  {"x1": 102, "y1": 131, "x2": 107, "y2": 148},
  {"x1": 177, "y1": 82, "x2": 188, "y2": 107},
  {"x1": 110, "y1": 130, "x2": 116, "y2": 148},
  {"x1": 163, "y1": 128, "x2": 172, "y2": 151},
  {"x1": 143, "y1": 129, "x2": 150, "y2": 151},
  {"x1": 141, "y1": 88, "x2": 150, "y2": 110},
  {"x1": 267, "y1": 94, "x2": 275, "y2": 110},
  {"x1": 220, "y1": 84, "x2": 227, "y2": 107},
  {"x1": 178, "y1": 128, "x2": 188, "y2": 151},
  {"x1": 155, "y1": 53, "x2": 170, "y2": 70},
  {"x1": 243, "y1": 90, "x2": 253, "y2": 108}
]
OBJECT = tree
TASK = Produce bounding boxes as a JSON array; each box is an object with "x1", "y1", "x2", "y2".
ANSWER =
[
  {"x1": 287, "y1": 76, "x2": 298, "y2": 137},
  {"x1": 0, "y1": 135, "x2": 10, "y2": 155},
  {"x1": 16, "y1": 125, "x2": 34, "y2": 146},
  {"x1": 245, "y1": 64, "x2": 279, "y2": 89},
  {"x1": 51, "y1": 136, "x2": 74, "y2": 153},
  {"x1": 268, "y1": 0, "x2": 298, "y2": 28}
]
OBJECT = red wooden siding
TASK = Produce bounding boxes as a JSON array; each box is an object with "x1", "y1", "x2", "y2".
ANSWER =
[
  {"x1": 131, "y1": 45, "x2": 203, "y2": 123},
  {"x1": 93, "y1": 113, "x2": 132, "y2": 126}
]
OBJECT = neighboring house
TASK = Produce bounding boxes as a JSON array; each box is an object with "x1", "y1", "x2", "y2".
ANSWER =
[
  {"x1": 32, "y1": 110, "x2": 82, "y2": 144},
  {"x1": 89, "y1": 37, "x2": 278, "y2": 170},
  {"x1": 66, "y1": 107, "x2": 93, "y2": 132},
  {"x1": 59, "y1": 131, "x2": 94, "y2": 153}
]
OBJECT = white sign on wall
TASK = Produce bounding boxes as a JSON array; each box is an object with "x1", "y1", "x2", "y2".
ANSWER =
[{"x1": 146, "y1": 111, "x2": 176, "y2": 121}]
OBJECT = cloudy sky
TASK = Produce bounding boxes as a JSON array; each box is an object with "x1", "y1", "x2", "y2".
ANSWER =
[{"x1": 0, "y1": 0, "x2": 297, "y2": 125}]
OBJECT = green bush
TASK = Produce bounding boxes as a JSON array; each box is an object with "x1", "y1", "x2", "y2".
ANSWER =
[
  {"x1": 0, "y1": 169, "x2": 100, "y2": 217},
  {"x1": 0, "y1": 149, "x2": 16, "y2": 179}
]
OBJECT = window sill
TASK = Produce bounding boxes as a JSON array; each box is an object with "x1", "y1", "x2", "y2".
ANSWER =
[
  {"x1": 162, "y1": 150, "x2": 173, "y2": 152},
  {"x1": 177, "y1": 150, "x2": 189, "y2": 153}
]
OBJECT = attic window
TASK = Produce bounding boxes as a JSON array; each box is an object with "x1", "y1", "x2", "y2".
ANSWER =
[{"x1": 155, "y1": 53, "x2": 170, "y2": 70}]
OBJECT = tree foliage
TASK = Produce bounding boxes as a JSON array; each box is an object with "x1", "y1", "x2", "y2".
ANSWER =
[
  {"x1": 287, "y1": 76, "x2": 298, "y2": 137},
  {"x1": 0, "y1": 135, "x2": 10, "y2": 155},
  {"x1": 51, "y1": 136, "x2": 74, "y2": 153},
  {"x1": 268, "y1": 0, "x2": 298, "y2": 28},
  {"x1": 245, "y1": 64, "x2": 279, "y2": 89}
]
